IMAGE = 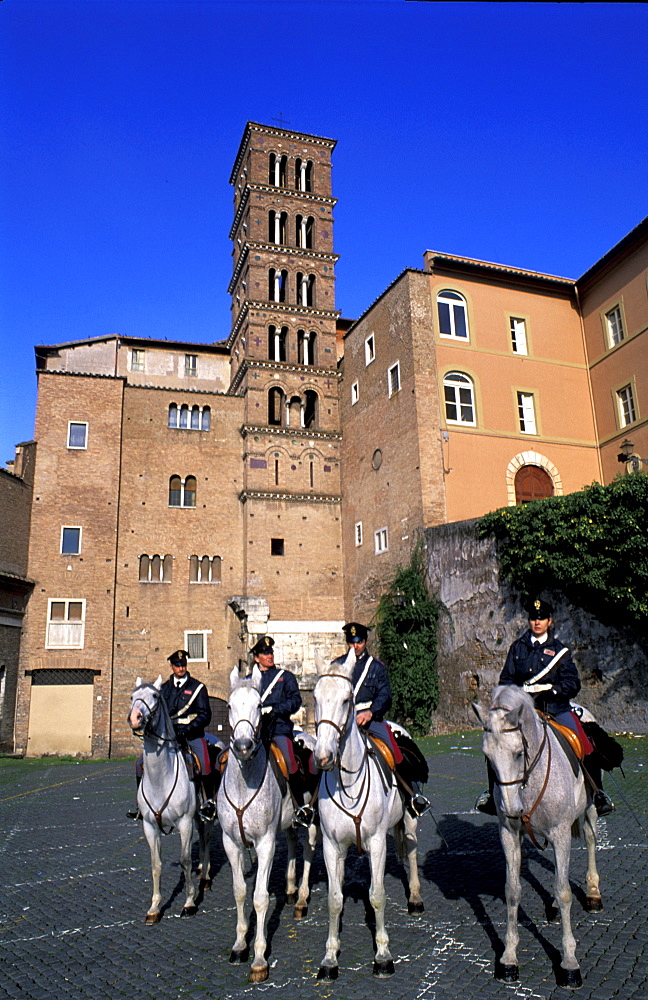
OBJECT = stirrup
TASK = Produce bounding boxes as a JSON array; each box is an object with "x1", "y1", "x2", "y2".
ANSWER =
[
  {"x1": 474, "y1": 790, "x2": 497, "y2": 816},
  {"x1": 408, "y1": 794, "x2": 431, "y2": 818},
  {"x1": 126, "y1": 807, "x2": 142, "y2": 821},
  {"x1": 594, "y1": 790, "x2": 615, "y2": 817},
  {"x1": 293, "y1": 804, "x2": 315, "y2": 828},
  {"x1": 197, "y1": 799, "x2": 217, "y2": 822}
]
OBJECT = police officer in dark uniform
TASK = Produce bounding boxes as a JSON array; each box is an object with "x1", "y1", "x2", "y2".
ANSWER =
[
  {"x1": 334, "y1": 622, "x2": 431, "y2": 817},
  {"x1": 251, "y1": 635, "x2": 315, "y2": 825},
  {"x1": 475, "y1": 600, "x2": 614, "y2": 816}
]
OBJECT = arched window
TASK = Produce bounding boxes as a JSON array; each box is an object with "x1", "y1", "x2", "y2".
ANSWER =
[
  {"x1": 190, "y1": 405, "x2": 200, "y2": 430},
  {"x1": 437, "y1": 290, "x2": 469, "y2": 340},
  {"x1": 443, "y1": 372, "x2": 475, "y2": 425},
  {"x1": 269, "y1": 153, "x2": 287, "y2": 187},
  {"x1": 296, "y1": 273, "x2": 315, "y2": 307},
  {"x1": 297, "y1": 330, "x2": 316, "y2": 365},
  {"x1": 189, "y1": 554, "x2": 222, "y2": 583},
  {"x1": 184, "y1": 476, "x2": 196, "y2": 508},
  {"x1": 296, "y1": 215, "x2": 314, "y2": 248},
  {"x1": 295, "y1": 158, "x2": 312, "y2": 191},
  {"x1": 169, "y1": 475, "x2": 182, "y2": 506},
  {"x1": 179, "y1": 404, "x2": 189, "y2": 429},
  {"x1": 268, "y1": 387, "x2": 284, "y2": 426},
  {"x1": 139, "y1": 554, "x2": 173, "y2": 582},
  {"x1": 269, "y1": 268, "x2": 287, "y2": 302},
  {"x1": 304, "y1": 389, "x2": 318, "y2": 429},
  {"x1": 268, "y1": 325, "x2": 287, "y2": 362},
  {"x1": 288, "y1": 395, "x2": 302, "y2": 428},
  {"x1": 201, "y1": 406, "x2": 211, "y2": 431},
  {"x1": 169, "y1": 475, "x2": 196, "y2": 507},
  {"x1": 168, "y1": 403, "x2": 177, "y2": 428},
  {"x1": 515, "y1": 466, "x2": 554, "y2": 504},
  {"x1": 268, "y1": 210, "x2": 287, "y2": 244}
]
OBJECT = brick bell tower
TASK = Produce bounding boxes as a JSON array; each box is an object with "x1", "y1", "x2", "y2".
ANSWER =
[{"x1": 227, "y1": 122, "x2": 344, "y2": 642}]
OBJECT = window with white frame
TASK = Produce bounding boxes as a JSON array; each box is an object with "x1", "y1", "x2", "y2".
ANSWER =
[
  {"x1": 168, "y1": 403, "x2": 211, "y2": 431},
  {"x1": 510, "y1": 318, "x2": 528, "y2": 355},
  {"x1": 355, "y1": 522, "x2": 363, "y2": 547},
  {"x1": 184, "y1": 354, "x2": 198, "y2": 377},
  {"x1": 517, "y1": 392, "x2": 537, "y2": 434},
  {"x1": 443, "y1": 372, "x2": 476, "y2": 425},
  {"x1": 617, "y1": 384, "x2": 637, "y2": 427},
  {"x1": 139, "y1": 554, "x2": 173, "y2": 582},
  {"x1": 46, "y1": 599, "x2": 85, "y2": 649},
  {"x1": 606, "y1": 306, "x2": 625, "y2": 348},
  {"x1": 351, "y1": 381, "x2": 359, "y2": 405},
  {"x1": 374, "y1": 527, "x2": 388, "y2": 554},
  {"x1": 189, "y1": 555, "x2": 222, "y2": 583},
  {"x1": 61, "y1": 526, "x2": 81, "y2": 555},
  {"x1": 388, "y1": 362, "x2": 400, "y2": 397},
  {"x1": 184, "y1": 630, "x2": 211, "y2": 662},
  {"x1": 131, "y1": 348, "x2": 145, "y2": 371},
  {"x1": 365, "y1": 334, "x2": 375, "y2": 365},
  {"x1": 437, "y1": 290, "x2": 469, "y2": 340},
  {"x1": 67, "y1": 422, "x2": 88, "y2": 449}
]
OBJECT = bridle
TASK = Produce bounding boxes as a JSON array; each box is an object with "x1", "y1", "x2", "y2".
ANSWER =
[
  {"x1": 129, "y1": 686, "x2": 182, "y2": 834},
  {"x1": 314, "y1": 673, "x2": 355, "y2": 769},
  {"x1": 488, "y1": 704, "x2": 551, "y2": 849},
  {"x1": 222, "y1": 688, "x2": 268, "y2": 847}
]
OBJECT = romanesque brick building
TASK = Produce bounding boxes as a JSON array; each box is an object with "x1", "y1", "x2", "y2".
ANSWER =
[{"x1": 11, "y1": 123, "x2": 648, "y2": 755}]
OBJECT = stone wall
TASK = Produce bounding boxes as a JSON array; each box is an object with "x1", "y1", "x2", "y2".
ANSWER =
[{"x1": 424, "y1": 519, "x2": 648, "y2": 734}]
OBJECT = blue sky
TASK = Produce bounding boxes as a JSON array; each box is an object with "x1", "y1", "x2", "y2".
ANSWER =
[{"x1": 2, "y1": 1, "x2": 647, "y2": 464}]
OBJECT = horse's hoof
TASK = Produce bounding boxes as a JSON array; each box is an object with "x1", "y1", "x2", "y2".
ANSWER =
[
  {"x1": 200, "y1": 878, "x2": 212, "y2": 891},
  {"x1": 318, "y1": 965, "x2": 338, "y2": 980},
  {"x1": 373, "y1": 959, "x2": 395, "y2": 977},
  {"x1": 285, "y1": 891, "x2": 297, "y2": 905},
  {"x1": 229, "y1": 948, "x2": 249, "y2": 964},
  {"x1": 408, "y1": 900, "x2": 425, "y2": 915},
  {"x1": 144, "y1": 912, "x2": 162, "y2": 925},
  {"x1": 181, "y1": 905, "x2": 197, "y2": 917},
  {"x1": 293, "y1": 905, "x2": 308, "y2": 920},
  {"x1": 585, "y1": 895, "x2": 603, "y2": 912},
  {"x1": 546, "y1": 905, "x2": 560, "y2": 924},
  {"x1": 249, "y1": 966, "x2": 268, "y2": 984},
  {"x1": 495, "y1": 962, "x2": 519, "y2": 983},
  {"x1": 558, "y1": 967, "x2": 583, "y2": 990}
]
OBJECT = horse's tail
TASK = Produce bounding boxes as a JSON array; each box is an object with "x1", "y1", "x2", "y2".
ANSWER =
[
  {"x1": 392, "y1": 819, "x2": 407, "y2": 863},
  {"x1": 571, "y1": 817, "x2": 581, "y2": 840}
]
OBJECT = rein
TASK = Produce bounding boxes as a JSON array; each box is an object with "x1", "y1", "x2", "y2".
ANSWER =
[
  {"x1": 490, "y1": 706, "x2": 551, "y2": 850},
  {"x1": 132, "y1": 690, "x2": 183, "y2": 835},
  {"x1": 222, "y1": 745, "x2": 270, "y2": 848}
]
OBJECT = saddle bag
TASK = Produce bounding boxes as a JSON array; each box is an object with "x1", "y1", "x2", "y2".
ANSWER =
[{"x1": 582, "y1": 721, "x2": 624, "y2": 771}]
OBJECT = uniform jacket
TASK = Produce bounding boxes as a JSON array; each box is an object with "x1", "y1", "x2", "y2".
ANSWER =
[
  {"x1": 258, "y1": 666, "x2": 301, "y2": 740},
  {"x1": 499, "y1": 631, "x2": 581, "y2": 717},
  {"x1": 160, "y1": 673, "x2": 211, "y2": 740},
  {"x1": 333, "y1": 650, "x2": 392, "y2": 721}
]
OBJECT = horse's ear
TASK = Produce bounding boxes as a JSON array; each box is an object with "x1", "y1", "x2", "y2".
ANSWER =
[
  {"x1": 314, "y1": 649, "x2": 326, "y2": 676},
  {"x1": 505, "y1": 705, "x2": 523, "y2": 729},
  {"x1": 250, "y1": 664, "x2": 262, "y2": 690},
  {"x1": 472, "y1": 701, "x2": 488, "y2": 727},
  {"x1": 340, "y1": 645, "x2": 356, "y2": 678},
  {"x1": 135, "y1": 676, "x2": 143, "y2": 689},
  {"x1": 229, "y1": 665, "x2": 240, "y2": 690},
  {"x1": 154, "y1": 675, "x2": 163, "y2": 690}
]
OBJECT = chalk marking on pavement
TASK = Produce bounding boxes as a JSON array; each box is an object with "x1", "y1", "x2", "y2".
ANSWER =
[{"x1": 0, "y1": 767, "x2": 125, "y2": 804}]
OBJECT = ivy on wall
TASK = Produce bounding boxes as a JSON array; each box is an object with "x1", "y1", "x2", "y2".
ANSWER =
[
  {"x1": 375, "y1": 543, "x2": 439, "y2": 735},
  {"x1": 478, "y1": 474, "x2": 648, "y2": 636}
]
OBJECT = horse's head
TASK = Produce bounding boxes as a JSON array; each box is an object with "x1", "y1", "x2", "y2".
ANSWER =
[
  {"x1": 313, "y1": 646, "x2": 356, "y2": 771},
  {"x1": 473, "y1": 685, "x2": 537, "y2": 819},
  {"x1": 129, "y1": 675, "x2": 163, "y2": 735},
  {"x1": 228, "y1": 665, "x2": 262, "y2": 762}
]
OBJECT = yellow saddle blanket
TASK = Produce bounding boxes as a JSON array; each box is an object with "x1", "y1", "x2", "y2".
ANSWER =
[
  {"x1": 545, "y1": 717, "x2": 585, "y2": 761},
  {"x1": 368, "y1": 735, "x2": 396, "y2": 772}
]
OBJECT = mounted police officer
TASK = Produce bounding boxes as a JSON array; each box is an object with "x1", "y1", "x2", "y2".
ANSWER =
[
  {"x1": 251, "y1": 635, "x2": 315, "y2": 825},
  {"x1": 475, "y1": 600, "x2": 615, "y2": 816},
  {"x1": 334, "y1": 622, "x2": 431, "y2": 817}
]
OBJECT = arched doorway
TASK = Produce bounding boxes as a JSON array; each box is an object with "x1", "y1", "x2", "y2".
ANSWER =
[{"x1": 514, "y1": 465, "x2": 554, "y2": 504}]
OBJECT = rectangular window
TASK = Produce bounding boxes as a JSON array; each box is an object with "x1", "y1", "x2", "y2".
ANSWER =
[
  {"x1": 617, "y1": 384, "x2": 637, "y2": 427},
  {"x1": 67, "y1": 422, "x2": 88, "y2": 449},
  {"x1": 61, "y1": 526, "x2": 81, "y2": 555},
  {"x1": 46, "y1": 599, "x2": 85, "y2": 649},
  {"x1": 351, "y1": 381, "x2": 359, "y2": 405},
  {"x1": 131, "y1": 348, "x2": 145, "y2": 372},
  {"x1": 374, "y1": 527, "x2": 388, "y2": 554},
  {"x1": 388, "y1": 362, "x2": 400, "y2": 397},
  {"x1": 510, "y1": 318, "x2": 528, "y2": 355},
  {"x1": 355, "y1": 522, "x2": 363, "y2": 547},
  {"x1": 185, "y1": 354, "x2": 198, "y2": 376},
  {"x1": 271, "y1": 538, "x2": 285, "y2": 556},
  {"x1": 606, "y1": 306, "x2": 625, "y2": 348},
  {"x1": 517, "y1": 392, "x2": 537, "y2": 434},
  {"x1": 365, "y1": 334, "x2": 375, "y2": 366},
  {"x1": 184, "y1": 630, "x2": 211, "y2": 661}
]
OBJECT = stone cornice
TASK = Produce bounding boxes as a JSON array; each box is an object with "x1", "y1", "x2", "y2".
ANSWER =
[
  {"x1": 228, "y1": 358, "x2": 340, "y2": 394},
  {"x1": 228, "y1": 242, "x2": 338, "y2": 294},
  {"x1": 229, "y1": 183, "x2": 336, "y2": 239},
  {"x1": 227, "y1": 301, "x2": 340, "y2": 350},
  {"x1": 239, "y1": 489, "x2": 341, "y2": 505},
  {"x1": 230, "y1": 122, "x2": 336, "y2": 186},
  {"x1": 241, "y1": 424, "x2": 342, "y2": 443}
]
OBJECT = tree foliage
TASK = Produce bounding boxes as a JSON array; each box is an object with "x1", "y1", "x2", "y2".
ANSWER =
[
  {"x1": 478, "y1": 474, "x2": 648, "y2": 635},
  {"x1": 375, "y1": 543, "x2": 439, "y2": 735}
]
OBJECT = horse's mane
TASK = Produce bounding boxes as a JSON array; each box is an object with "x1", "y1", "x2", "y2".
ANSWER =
[{"x1": 490, "y1": 685, "x2": 540, "y2": 729}]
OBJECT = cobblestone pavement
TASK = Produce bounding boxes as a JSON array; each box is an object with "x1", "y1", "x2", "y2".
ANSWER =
[{"x1": 0, "y1": 733, "x2": 646, "y2": 1000}]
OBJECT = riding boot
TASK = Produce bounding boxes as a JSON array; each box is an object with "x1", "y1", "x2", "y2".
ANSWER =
[
  {"x1": 126, "y1": 776, "x2": 142, "y2": 820},
  {"x1": 584, "y1": 757, "x2": 615, "y2": 816},
  {"x1": 475, "y1": 760, "x2": 497, "y2": 815},
  {"x1": 394, "y1": 760, "x2": 431, "y2": 818},
  {"x1": 197, "y1": 771, "x2": 220, "y2": 822},
  {"x1": 288, "y1": 771, "x2": 314, "y2": 827}
]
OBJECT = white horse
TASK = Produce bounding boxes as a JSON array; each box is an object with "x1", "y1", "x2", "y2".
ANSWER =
[
  {"x1": 473, "y1": 685, "x2": 602, "y2": 990},
  {"x1": 217, "y1": 666, "x2": 316, "y2": 983},
  {"x1": 313, "y1": 647, "x2": 423, "y2": 980},
  {"x1": 128, "y1": 676, "x2": 214, "y2": 924}
]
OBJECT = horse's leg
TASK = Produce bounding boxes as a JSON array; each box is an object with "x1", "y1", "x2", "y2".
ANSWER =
[
  {"x1": 294, "y1": 821, "x2": 317, "y2": 919},
  {"x1": 177, "y1": 814, "x2": 197, "y2": 916},
  {"x1": 401, "y1": 812, "x2": 424, "y2": 914},
  {"x1": 142, "y1": 821, "x2": 163, "y2": 924},
  {"x1": 583, "y1": 803, "x2": 602, "y2": 912},
  {"x1": 222, "y1": 830, "x2": 250, "y2": 964},
  {"x1": 285, "y1": 825, "x2": 298, "y2": 903},
  {"x1": 249, "y1": 832, "x2": 276, "y2": 983},
  {"x1": 496, "y1": 824, "x2": 522, "y2": 982},
  {"x1": 367, "y1": 833, "x2": 394, "y2": 977},
  {"x1": 553, "y1": 825, "x2": 582, "y2": 989},
  {"x1": 196, "y1": 815, "x2": 213, "y2": 890},
  {"x1": 318, "y1": 834, "x2": 347, "y2": 980}
]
